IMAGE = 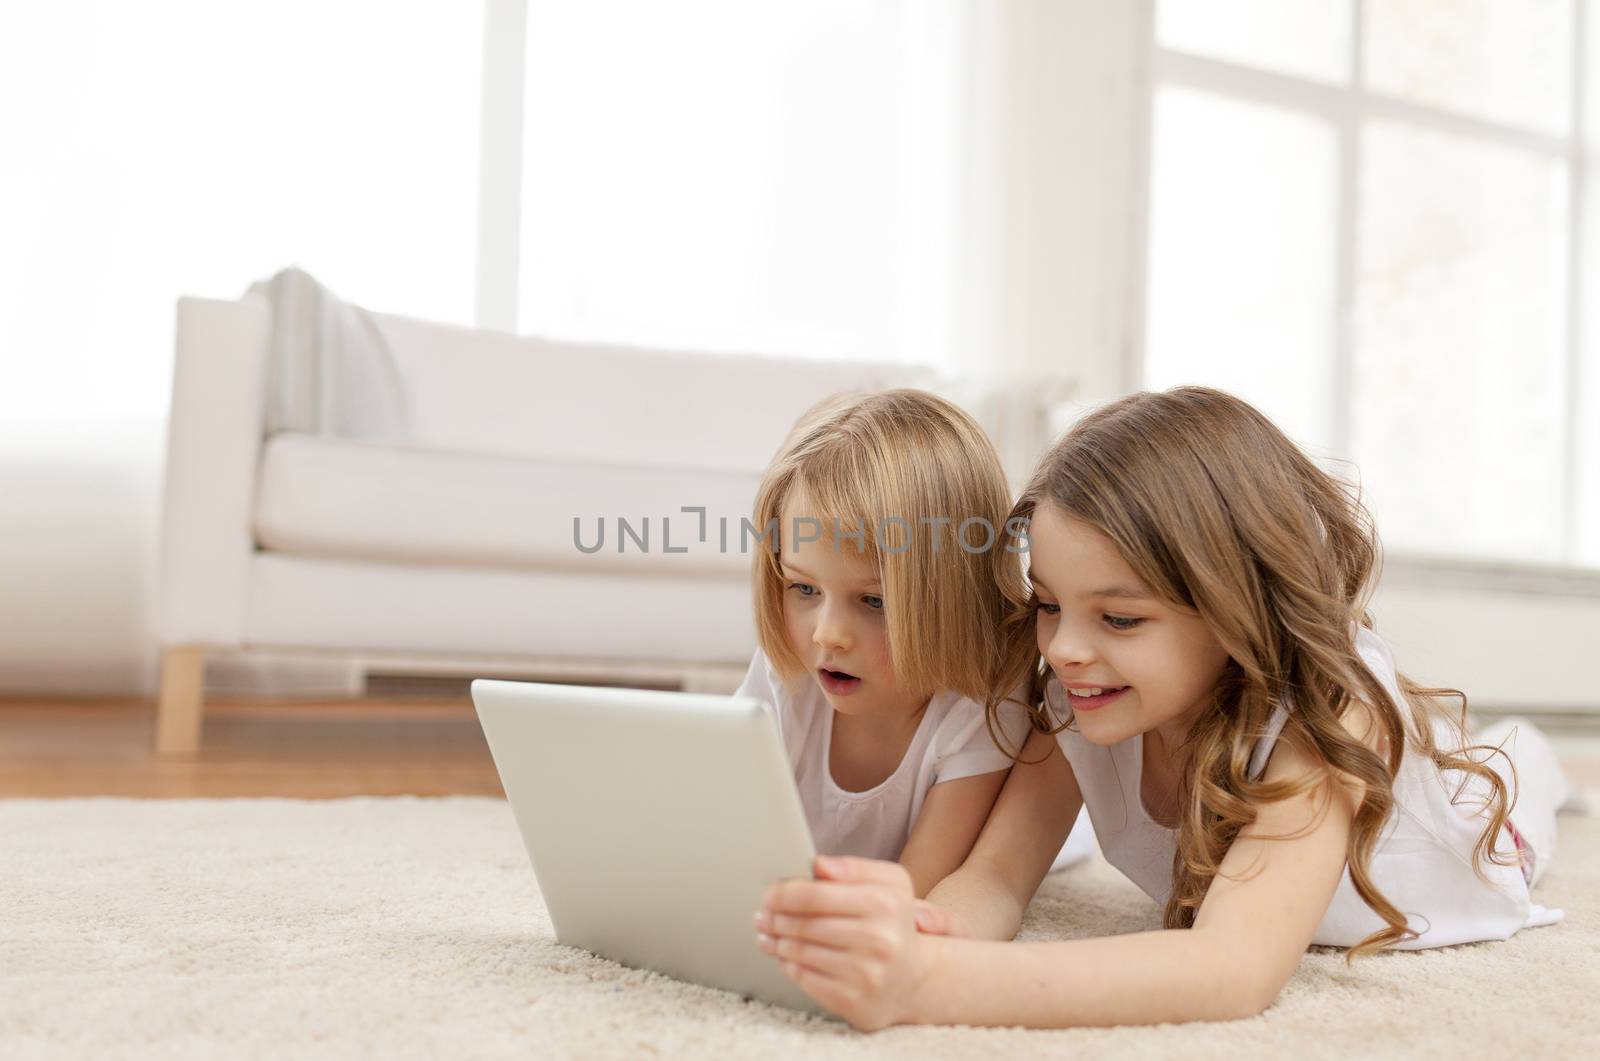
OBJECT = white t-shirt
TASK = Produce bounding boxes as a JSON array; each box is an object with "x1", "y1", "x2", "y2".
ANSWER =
[
  {"x1": 1055, "y1": 625, "x2": 1563, "y2": 949},
  {"x1": 735, "y1": 648, "x2": 1030, "y2": 861}
]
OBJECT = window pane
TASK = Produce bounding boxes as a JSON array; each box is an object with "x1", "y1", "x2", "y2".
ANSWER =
[
  {"x1": 1577, "y1": 327, "x2": 1600, "y2": 566},
  {"x1": 519, "y1": 0, "x2": 931, "y2": 360},
  {"x1": 1365, "y1": 0, "x2": 1572, "y2": 134},
  {"x1": 1157, "y1": 0, "x2": 1351, "y2": 83},
  {"x1": 0, "y1": 2, "x2": 482, "y2": 424},
  {"x1": 1354, "y1": 122, "x2": 1568, "y2": 561},
  {"x1": 1573, "y1": 2, "x2": 1600, "y2": 567},
  {"x1": 1145, "y1": 87, "x2": 1339, "y2": 454}
]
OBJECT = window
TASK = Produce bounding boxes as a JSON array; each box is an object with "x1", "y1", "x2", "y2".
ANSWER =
[
  {"x1": 0, "y1": 1, "x2": 483, "y2": 424},
  {"x1": 511, "y1": 0, "x2": 959, "y2": 363},
  {"x1": 1142, "y1": 0, "x2": 1595, "y2": 567},
  {"x1": 5, "y1": 0, "x2": 961, "y2": 427}
]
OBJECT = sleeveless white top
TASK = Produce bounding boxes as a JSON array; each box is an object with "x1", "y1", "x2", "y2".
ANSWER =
[
  {"x1": 736, "y1": 649, "x2": 1032, "y2": 861},
  {"x1": 1055, "y1": 626, "x2": 1562, "y2": 949}
]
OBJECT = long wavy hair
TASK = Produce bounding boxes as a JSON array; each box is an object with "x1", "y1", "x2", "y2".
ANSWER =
[{"x1": 985, "y1": 386, "x2": 1517, "y2": 956}]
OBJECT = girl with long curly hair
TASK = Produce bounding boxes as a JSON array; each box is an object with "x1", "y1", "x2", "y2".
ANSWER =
[{"x1": 754, "y1": 386, "x2": 1575, "y2": 1030}]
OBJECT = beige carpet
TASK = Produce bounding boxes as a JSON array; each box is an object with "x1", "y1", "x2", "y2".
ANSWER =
[{"x1": 3, "y1": 797, "x2": 1596, "y2": 1060}]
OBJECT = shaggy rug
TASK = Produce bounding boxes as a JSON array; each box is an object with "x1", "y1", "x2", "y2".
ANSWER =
[{"x1": 3, "y1": 797, "x2": 1596, "y2": 1060}]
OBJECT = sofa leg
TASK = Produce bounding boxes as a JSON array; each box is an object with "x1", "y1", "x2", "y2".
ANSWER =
[{"x1": 154, "y1": 646, "x2": 207, "y2": 757}]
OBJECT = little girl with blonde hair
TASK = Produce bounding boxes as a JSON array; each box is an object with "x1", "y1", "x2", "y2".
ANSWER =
[
  {"x1": 757, "y1": 386, "x2": 1575, "y2": 1028},
  {"x1": 736, "y1": 388, "x2": 1090, "y2": 898}
]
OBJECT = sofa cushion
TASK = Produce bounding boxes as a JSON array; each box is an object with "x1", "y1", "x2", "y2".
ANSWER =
[
  {"x1": 372, "y1": 312, "x2": 929, "y2": 472},
  {"x1": 243, "y1": 553, "x2": 757, "y2": 663},
  {"x1": 254, "y1": 434, "x2": 760, "y2": 577}
]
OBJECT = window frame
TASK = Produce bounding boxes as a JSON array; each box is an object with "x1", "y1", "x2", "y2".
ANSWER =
[
  {"x1": 475, "y1": 0, "x2": 529, "y2": 334},
  {"x1": 1132, "y1": 0, "x2": 1591, "y2": 567}
]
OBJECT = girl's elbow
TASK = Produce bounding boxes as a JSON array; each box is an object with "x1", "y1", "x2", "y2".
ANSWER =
[
  {"x1": 1222, "y1": 983, "x2": 1277, "y2": 1021},
  {"x1": 1227, "y1": 965, "x2": 1289, "y2": 1020},
  {"x1": 1160, "y1": 982, "x2": 1274, "y2": 1024},
  {"x1": 1198, "y1": 938, "x2": 1288, "y2": 1020},
  {"x1": 1194, "y1": 977, "x2": 1277, "y2": 1022}
]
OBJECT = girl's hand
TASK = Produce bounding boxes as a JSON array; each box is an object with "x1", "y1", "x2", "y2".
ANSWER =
[
  {"x1": 755, "y1": 855, "x2": 937, "y2": 1031},
  {"x1": 911, "y1": 899, "x2": 972, "y2": 939}
]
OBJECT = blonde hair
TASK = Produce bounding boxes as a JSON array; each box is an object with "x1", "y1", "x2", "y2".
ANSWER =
[
  {"x1": 751, "y1": 389, "x2": 1022, "y2": 701},
  {"x1": 987, "y1": 386, "x2": 1516, "y2": 956}
]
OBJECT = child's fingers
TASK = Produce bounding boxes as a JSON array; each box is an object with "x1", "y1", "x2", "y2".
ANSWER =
[
  {"x1": 813, "y1": 855, "x2": 914, "y2": 890},
  {"x1": 778, "y1": 960, "x2": 867, "y2": 1025},
  {"x1": 762, "y1": 878, "x2": 885, "y2": 919},
  {"x1": 911, "y1": 899, "x2": 969, "y2": 938},
  {"x1": 766, "y1": 912, "x2": 884, "y2": 950},
  {"x1": 911, "y1": 901, "x2": 946, "y2": 934},
  {"x1": 768, "y1": 934, "x2": 859, "y2": 979},
  {"x1": 777, "y1": 954, "x2": 900, "y2": 1033}
]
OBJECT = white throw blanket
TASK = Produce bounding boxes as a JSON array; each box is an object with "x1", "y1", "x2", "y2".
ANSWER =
[{"x1": 249, "y1": 267, "x2": 412, "y2": 442}]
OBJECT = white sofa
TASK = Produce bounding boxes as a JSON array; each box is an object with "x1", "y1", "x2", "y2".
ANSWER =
[{"x1": 153, "y1": 289, "x2": 926, "y2": 754}]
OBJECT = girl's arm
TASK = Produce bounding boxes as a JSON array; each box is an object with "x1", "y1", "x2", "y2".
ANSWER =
[
  {"x1": 897, "y1": 769, "x2": 1009, "y2": 898},
  {"x1": 916, "y1": 728, "x2": 1082, "y2": 939},
  {"x1": 758, "y1": 732, "x2": 1359, "y2": 1030}
]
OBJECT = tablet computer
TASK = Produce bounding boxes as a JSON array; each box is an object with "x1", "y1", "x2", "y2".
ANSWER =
[{"x1": 471, "y1": 679, "x2": 820, "y2": 1013}]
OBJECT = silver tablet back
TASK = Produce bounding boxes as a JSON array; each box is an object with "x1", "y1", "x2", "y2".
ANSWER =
[{"x1": 472, "y1": 679, "x2": 819, "y2": 1012}]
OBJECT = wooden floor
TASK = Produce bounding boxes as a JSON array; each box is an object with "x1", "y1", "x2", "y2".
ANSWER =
[
  {"x1": 0, "y1": 697, "x2": 505, "y2": 798},
  {"x1": 2, "y1": 697, "x2": 1597, "y2": 799}
]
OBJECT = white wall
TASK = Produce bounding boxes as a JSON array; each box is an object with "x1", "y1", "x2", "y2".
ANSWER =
[
  {"x1": 0, "y1": 419, "x2": 164, "y2": 696},
  {"x1": 1372, "y1": 575, "x2": 1600, "y2": 713},
  {"x1": 0, "y1": 418, "x2": 359, "y2": 699}
]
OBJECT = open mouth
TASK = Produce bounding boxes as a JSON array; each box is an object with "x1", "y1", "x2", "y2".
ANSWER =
[
  {"x1": 1064, "y1": 685, "x2": 1129, "y2": 711},
  {"x1": 817, "y1": 668, "x2": 862, "y2": 695}
]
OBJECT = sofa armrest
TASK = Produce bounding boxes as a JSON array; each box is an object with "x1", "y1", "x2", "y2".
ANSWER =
[{"x1": 156, "y1": 295, "x2": 272, "y2": 647}]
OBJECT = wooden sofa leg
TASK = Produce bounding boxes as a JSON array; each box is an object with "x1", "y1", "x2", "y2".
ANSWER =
[{"x1": 154, "y1": 646, "x2": 207, "y2": 757}]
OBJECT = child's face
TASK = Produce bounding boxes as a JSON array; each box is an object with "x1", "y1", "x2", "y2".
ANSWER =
[
  {"x1": 1028, "y1": 501, "x2": 1231, "y2": 748},
  {"x1": 777, "y1": 494, "x2": 925, "y2": 719}
]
